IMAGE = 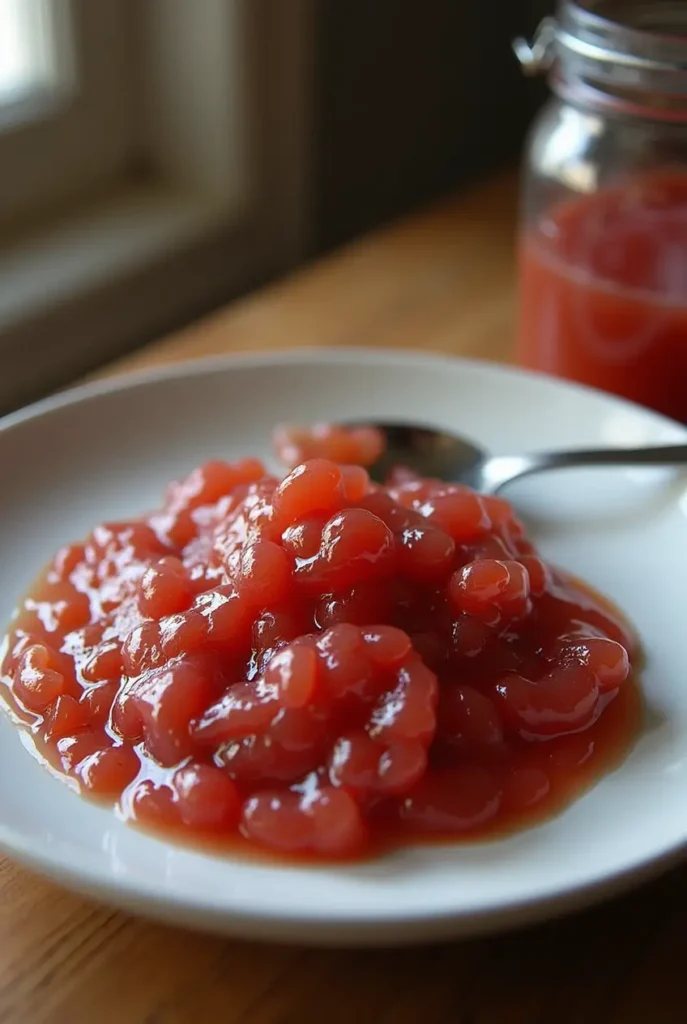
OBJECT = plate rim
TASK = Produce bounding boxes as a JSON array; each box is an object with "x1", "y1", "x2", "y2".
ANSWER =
[
  {"x1": 0, "y1": 819, "x2": 684, "y2": 944},
  {"x1": 3, "y1": 345, "x2": 687, "y2": 442},
  {"x1": 1, "y1": 345, "x2": 686, "y2": 942}
]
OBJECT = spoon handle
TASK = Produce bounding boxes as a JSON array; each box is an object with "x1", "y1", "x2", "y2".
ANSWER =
[{"x1": 481, "y1": 444, "x2": 687, "y2": 494}]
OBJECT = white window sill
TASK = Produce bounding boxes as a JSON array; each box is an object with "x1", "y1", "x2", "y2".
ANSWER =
[
  {"x1": 0, "y1": 182, "x2": 242, "y2": 327},
  {"x1": 0, "y1": 180, "x2": 298, "y2": 411}
]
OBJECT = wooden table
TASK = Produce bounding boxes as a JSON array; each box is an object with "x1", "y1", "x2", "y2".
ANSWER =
[{"x1": 2, "y1": 170, "x2": 685, "y2": 1024}]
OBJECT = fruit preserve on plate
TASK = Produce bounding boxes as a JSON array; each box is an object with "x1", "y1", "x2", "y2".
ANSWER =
[
  {"x1": 0, "y1": 423, "x2": 641, "y2": 861},
  {"x1": 515, "y1": 2, "x2": 687, "y2": 422}
]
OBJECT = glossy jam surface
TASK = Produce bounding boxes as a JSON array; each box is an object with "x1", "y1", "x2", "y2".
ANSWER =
[
  {"x1": 517, "y1": 172, "x2": 687, "y2": 422},
  {"x1": 0, "y1": 425, "x2": 640, "y2": 860}
]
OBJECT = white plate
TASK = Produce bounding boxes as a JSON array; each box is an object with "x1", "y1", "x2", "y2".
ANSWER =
[{"x1": 1, "y1": 348, "x2": 686, "y2": 946}]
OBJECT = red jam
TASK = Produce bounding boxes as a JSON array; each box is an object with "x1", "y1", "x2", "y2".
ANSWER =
[
  {"x1": 517, "y1": 171, "x2": 687, "y2": 422},
  {"x1": 0, "y1": 425, "x2": 640, "y2": 860}
]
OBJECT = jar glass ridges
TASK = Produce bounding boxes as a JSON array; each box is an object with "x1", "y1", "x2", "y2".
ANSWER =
[{"x1": 514, "y1": 1, "x2": 687, "y2": 422}]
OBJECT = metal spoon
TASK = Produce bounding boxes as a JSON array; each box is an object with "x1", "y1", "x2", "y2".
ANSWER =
[{"x1": 361, "y1": 422, "x2": 687, "y2": 494}]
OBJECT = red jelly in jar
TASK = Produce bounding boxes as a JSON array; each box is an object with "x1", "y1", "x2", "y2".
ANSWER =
[
  {"x1": 518, "y1": 173, "x2": 687, "y2": 421},
  {"x1": 515, "y1": 4, "x2": 687, "y2": 421}
]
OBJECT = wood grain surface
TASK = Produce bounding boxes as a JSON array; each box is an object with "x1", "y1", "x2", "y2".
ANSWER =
[{"x1": 2, "y1": 170, "x2": 684, "y2": 1024}]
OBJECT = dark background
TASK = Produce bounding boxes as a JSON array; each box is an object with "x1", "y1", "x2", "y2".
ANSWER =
[{"x1": 311, "y1": 0, "x2": 550, "y2": 253}]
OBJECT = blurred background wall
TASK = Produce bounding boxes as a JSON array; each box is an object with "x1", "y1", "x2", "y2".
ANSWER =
[
  {"x1": 313, "y1": 0, "x2": 547, "y2": 251},
  {"x1": 0, "y1": 0, "x2": 550, "y2": 411}
]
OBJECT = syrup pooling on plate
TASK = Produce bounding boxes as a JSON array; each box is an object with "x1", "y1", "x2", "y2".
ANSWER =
[{"x1": 0, "y1": 424, "x2": 640, "y2": 860}]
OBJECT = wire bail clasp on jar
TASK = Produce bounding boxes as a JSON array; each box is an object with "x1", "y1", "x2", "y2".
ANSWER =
[
  {"x1": 512, "y1": 17, "x2": 557, "y2": 76},
  {"x1": 511, "y1": 2, "x2": 687, "y2": 123}
]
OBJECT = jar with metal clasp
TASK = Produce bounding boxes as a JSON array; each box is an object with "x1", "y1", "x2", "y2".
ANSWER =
[{"x1": 513, "y1": 1, "x2": 687, "y2": 422}]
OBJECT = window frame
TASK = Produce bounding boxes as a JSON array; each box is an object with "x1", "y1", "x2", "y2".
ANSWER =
[
  {"x1": 0, "y1": 0, "x2": 315, "y2": 411},
  {"x1": 0, "y1": 0, "x2": 138, "y2": 229}
]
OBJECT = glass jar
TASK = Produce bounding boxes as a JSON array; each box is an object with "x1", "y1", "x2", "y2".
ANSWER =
[{"x1": 514, "y1": 1, "x2": 687, "y2": 422}]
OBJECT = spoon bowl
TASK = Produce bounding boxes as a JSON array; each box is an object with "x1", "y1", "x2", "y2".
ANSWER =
[{"x1": 359, "y1": 422, "x2": 486, "y2": 488}]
